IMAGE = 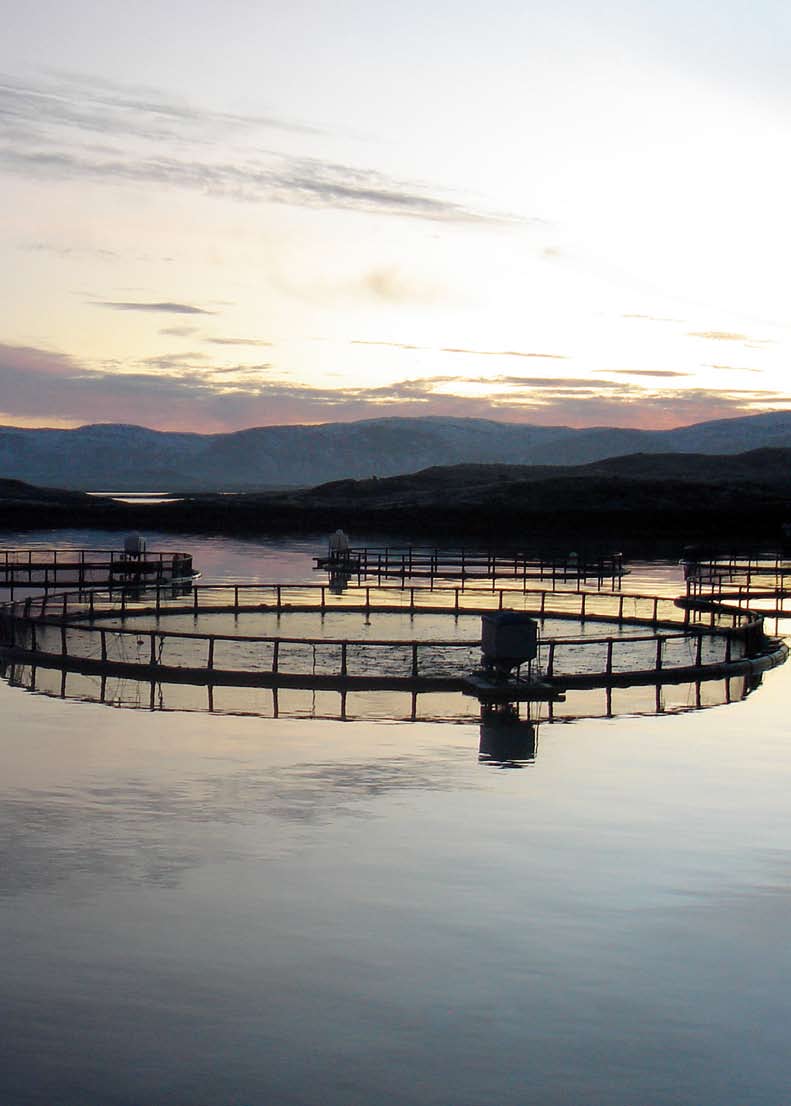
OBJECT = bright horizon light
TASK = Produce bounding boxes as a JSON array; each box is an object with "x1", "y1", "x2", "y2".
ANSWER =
[{"x1": 1, "y1": 1, "x2": 789, "y2": 433}]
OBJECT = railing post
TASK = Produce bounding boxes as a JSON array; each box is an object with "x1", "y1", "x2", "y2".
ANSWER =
[
  {"x1": 207, "y1": 638, "x2": 215, "y2": 670},
  {"x1": 272, "y1": 640, "x2": 279, "y2": 672},
  {"x1": 412, "y1": 643, "x2": 419, "y2": 678},
  {"x1": 101, "y1": 630, "x2": 107, "y2": 662},
  {"x1": 150, "y1": 635, "x2": 157, "y2": 666},
  {"x1": 606, "y1": 639, "x2": 613, "y2": 675},
  {"x1": 341, "y1": 641, "x2": 347, "y2": 677},
  {"x1": 655, "y1": 636, "x2": 663, "y2": 670},
  {"x1": 695, "y1": 634, "x2": 703, "y2": 667},
  {"x1": 547, "y1": 641, "x2": 555, "y2": 677}
]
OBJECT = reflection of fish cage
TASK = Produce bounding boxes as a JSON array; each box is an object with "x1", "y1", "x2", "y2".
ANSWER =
[
  {"x1": 479, "y1": 703, "x2": 538, "y2": 767},
  {"x1": 0, "y1": 659, "x2": 769, "y2": 746}
]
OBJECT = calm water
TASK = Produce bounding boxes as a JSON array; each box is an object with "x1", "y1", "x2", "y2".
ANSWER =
[{"x1": 2, "y1": 531, "x2": 791, "y2": 1105}]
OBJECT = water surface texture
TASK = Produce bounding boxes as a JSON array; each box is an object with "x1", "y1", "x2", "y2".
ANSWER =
[{"x1": 2, "y1": 532, "x2": 790, "y2": 1105}]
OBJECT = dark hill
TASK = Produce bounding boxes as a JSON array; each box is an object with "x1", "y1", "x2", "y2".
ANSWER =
[{"x1": 1, "y1": 451, "x2": 789, "y2": 554}]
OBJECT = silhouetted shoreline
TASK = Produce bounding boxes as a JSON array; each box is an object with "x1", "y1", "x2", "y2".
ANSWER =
[{"x1": 1, "y1": 462, "x2": 789, "y2": 559}]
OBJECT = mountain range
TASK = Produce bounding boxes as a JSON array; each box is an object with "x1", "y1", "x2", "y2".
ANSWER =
[{"x1": 1, "y1": 411, "x2": 791, "y2": 490}]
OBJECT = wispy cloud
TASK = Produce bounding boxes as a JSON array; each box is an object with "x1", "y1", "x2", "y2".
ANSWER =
[
  {"x1": 0, "y1": 71, "x2": 321, "y2": 146},
  {"x1": 159, "y1": 325, "x2": 199, "y2": 337},
  {"x1": 688, "y1": 331, "x2": 750, "y2": 341},
  {"x1": 19, "y1": 240, "x2": 118, "y2": 260},
  {"x1": 1, "y1": 342, "x2": 787, "y2": 433},
  {"x1": 623, "y1": 313, "x2": 682, "y2": 323},
  {"x1": 205, "y1": 337, "x2": 273, "y2": 347},
  {"x1": 96, "y1": 301, "x2": 215, "y2": 315},
  {"x1": 0, "y1": 73, "x2": 517, "y2": 225},
  {"x1": 708, "y1": 364, "x2": 761, "y2": 372},
  {"x1": 351, "y1": 340, "x2": 423, "y2": 351},
  {"x1": 349, "y1": 340, "x2": 568, "y2": 360},
  {"x1": 141, "y1": 352, "x2": 210, "y2": 369},
  {"x1": 598, "y1": 369, "x2": 690, "y2": 378},
  {"x1": 440, "y1": 348, "x2": 568, "y2": 360},
  {"x1": 493, "y1": 376, "x2": 626, "y2": 390}
]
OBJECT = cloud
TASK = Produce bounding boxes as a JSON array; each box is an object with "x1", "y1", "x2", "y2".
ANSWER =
[
  {"x1": 159, "y1": 325, "x2": 200, "y2": 337},
  {"x1": 493, "y1": 376, "x2": 628, "y2": 390},
  {"x1": 0, "y1": 70, "x2": 321, "y2": 146},
  {"x1": 140, "y1": 352, "x2": 210, "y2": 369},
  {"x1": 19, "y1": 240, "x2": 118, "y2": 260},
  {"x1": 18, "y1": 239, "x2": 175, "y2": 264},
  {"x1": 205, "y1": 337, "x2": 273, "y2": 347},
  {"x1": 0, "y1": 342, "x2": 787, "y2": 433},
  {"x1": 96, "y1": 301, "x2": 215, "y2": 315},
  {"x1": 598, "y1": 369, "x2": 690, "y2": 378},
  {"x1": 351, "y1": 340, "x2": 424, "y2": 351},
  {"x1": 440, "y1": 348, "x2": 568, "y2": 360},
  {"x1": 623, "y1": 313, "x2": 682, "y2": 323},
  {"x1": 688, "y1": 331, "x2": 750, "y2": 341},
  {"x1": 361, "y1": 265, "x2": 452, "y2": 303},
  {"x1": 0, "y1": 73, "x2": 517, "y2": 225},
  {"x1": 349, "y1": 340, "x2": 568, "y2": 360},
  {"x1": 707, "y1": 364, "x2": 761, "y2": 372}
]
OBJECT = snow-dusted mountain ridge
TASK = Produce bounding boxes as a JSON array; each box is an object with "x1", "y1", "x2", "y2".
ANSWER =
[{"x1": 1, "y1": 412, "x2": 789, "y2": 491}]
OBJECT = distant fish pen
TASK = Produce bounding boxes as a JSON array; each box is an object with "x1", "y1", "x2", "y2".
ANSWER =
[
  {"x1": 685, "y1": 554, "x2": 791, "y2": 617},
  {"x1": 0, "y1": 548, "x2": 195, "y2": 596},
  {"x1": 315, "y1": 546, "x2": 627, "y2": 588}
]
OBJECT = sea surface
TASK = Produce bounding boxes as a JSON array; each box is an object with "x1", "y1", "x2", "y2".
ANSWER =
[{"x1": 2, "y1": 530, "x2": 790, "y2": 1105}]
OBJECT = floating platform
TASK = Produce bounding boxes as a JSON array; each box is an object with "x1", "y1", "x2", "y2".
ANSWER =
[
  {"x1": 313, "y1": 555, "x2": 362, "y2": 573},
  {"x1": 462, "y1": 671, "x2": 566, "y2": 704}
]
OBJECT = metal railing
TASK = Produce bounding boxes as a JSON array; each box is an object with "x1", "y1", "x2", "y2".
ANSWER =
[
  {"x1": 0, "y1": 578, "x2": 774, "y2": 689},
  {"x1": 318, "y1": 546, "x2": 626, "y2": 586},
  {"x1": 0, "y1": 548, "x2": 194, "y2": 591}
]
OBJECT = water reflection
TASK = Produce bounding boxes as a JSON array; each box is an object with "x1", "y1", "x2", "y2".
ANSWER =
[
  {"x1": 478, "y1": 703, "x2": 538, "y2": 768},
  {"x1": 0, "y1": 657, "x2": 764, "y2": 732},
  {"x1": 0, "y1": 750, "x2": 469, "y2": 900},
  {"x1": 2, "y1": 537, "x2": 791, "y2": 1106}
]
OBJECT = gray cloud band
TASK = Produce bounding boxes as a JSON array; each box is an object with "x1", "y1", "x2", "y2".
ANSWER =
[
  {"x1": 0, "y1": 343, "x2": 785, "y2": 431},
  {"x1": 0, "y1": 73, "x2": 518, "y2": 224}
]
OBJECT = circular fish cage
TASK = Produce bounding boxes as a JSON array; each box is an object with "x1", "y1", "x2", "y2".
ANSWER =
[{"x1": 0, "y1": 570, "x2": 785, "y2": 726}]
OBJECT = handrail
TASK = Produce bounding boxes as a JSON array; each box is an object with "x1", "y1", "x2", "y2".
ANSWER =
[{"x1": 0, "y1": 579, "x2": 755, "y2": 629}]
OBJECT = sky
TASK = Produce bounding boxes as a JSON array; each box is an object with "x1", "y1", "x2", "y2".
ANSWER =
[{"x1": 1, "y1": 0, "x2": 790, "y2": 433}]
